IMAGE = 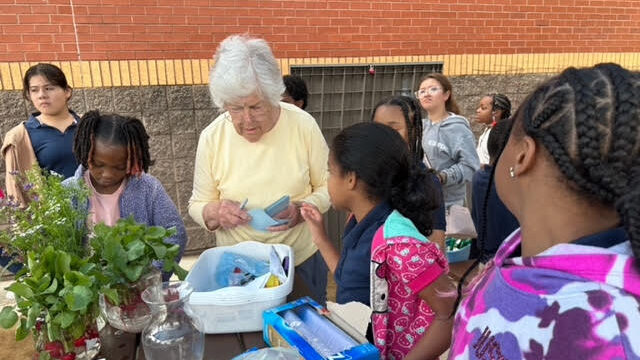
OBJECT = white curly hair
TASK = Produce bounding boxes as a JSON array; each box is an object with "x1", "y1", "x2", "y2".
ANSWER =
[{"x1": 209, "y1": 34, "x2": 285, "y2": 109}]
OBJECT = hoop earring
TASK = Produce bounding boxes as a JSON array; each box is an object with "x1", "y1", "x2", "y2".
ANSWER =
[{"x1": 509, "y1": 167, "x2": 516, "y2": 178}]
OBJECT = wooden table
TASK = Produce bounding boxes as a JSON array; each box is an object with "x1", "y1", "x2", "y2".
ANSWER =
[{"x1": 98, "y1": 324, "x2": 267, "y2": 360}]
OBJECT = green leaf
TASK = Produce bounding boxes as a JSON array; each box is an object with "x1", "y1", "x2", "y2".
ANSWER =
[
  {"x1": 64, "y1": 285, "x2": 93, "y2": 311},
  {"x1": 42, "y1": 278, "x2": 58, "y2": 295},
  {"x1": 55, "y1": 252, "x2": 71, "y2": 277},
  {"x1": 173, "y1": 265, "x2": 188, "y2": 281},
  {"x1": 45, "y1": 295, "x2": 58, "y2": 305},
  {"x1": 126, "y1": 240, "x2": 146, "y2": 261},
  {"x1": 145, "y1": 226, "x2": 166, "y2": 240},
  {"x1": 78, "y1": 262, "x2": 97, "y2": 274},
  {"x1": 149, "y1": 243, "x2": 167, "y2": 259},
  {"x1": 26, "y1": 303, "x2": 41, "y2": 330},
  {"x1": 16, "y1": 319, "x2": 29, "y2": 341},
  {"x1": 68, "y1": 320, "x2": 86, "y2": 341},
  {"x1": 47, "y1": 321, "x2": 60, "y2": 343},
  {"x1": 122, "y1": 264, "x2": 145, "y2": 283},
  {"x1": 59, "y1": 311, "x2": 76, "y2": 329},
  {"x1": 103, "y1": 237, "x2": 127, "y2": 269},
  {"x1": 7, "y1": 283, "x2": 34, "y2": 299},
  {"x1": 165, "y1": 244, "x2": 180, "y2": 259},
  {"x1": 16, "y1": 300, "x2": 32, "y2": 310},
  {"x1": 162, "y1": 260, "x2": 172, "y2": 272},
  {"x1": 36, "y1": 274, "x2": 52, "y2": 293},
  {"x1": 64, "y1": 271, "x2": 91, "y2": 287},
  {"x1": 102, "y1": 288, "x2": 120, "y2": 305},
  {"x1": 0, "y1": 307, "x2": 18, "y2": 329},
  {"x1": 25, "y1": 278, "x2": 40, "y2": 290}
]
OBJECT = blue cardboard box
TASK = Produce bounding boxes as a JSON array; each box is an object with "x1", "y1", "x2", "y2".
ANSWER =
[{"x1": 263, "y1": 297, "x2": 379, "y2": 360}]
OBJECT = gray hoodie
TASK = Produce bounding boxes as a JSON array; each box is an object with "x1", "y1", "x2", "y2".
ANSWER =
[{"x1": 422, "y1": 114, "x2": 480, "y2": 207}]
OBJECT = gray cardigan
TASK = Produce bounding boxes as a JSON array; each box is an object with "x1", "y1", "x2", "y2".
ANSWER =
[{"x1": 64, "y1": 166, "x2": 187, "y2": 276}]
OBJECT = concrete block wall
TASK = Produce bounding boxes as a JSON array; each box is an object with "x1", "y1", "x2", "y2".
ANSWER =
[{"x1": 0, "y1": 85, "x2": 218, "y2": 253}]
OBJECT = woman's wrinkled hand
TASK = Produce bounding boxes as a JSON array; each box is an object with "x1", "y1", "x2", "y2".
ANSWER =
[
  {"x1": 217, "y1": 199, "x2": 251, "y2": 229},
  {"x1": 269, "y1": 202, "x2": 302, "y2": 232}
]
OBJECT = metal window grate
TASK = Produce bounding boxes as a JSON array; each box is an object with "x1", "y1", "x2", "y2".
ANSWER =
[
  {"x1": 291, "y1": 63, "x2": 443, "y2": 249},
  {"x1": 291, "y1": 63, "x2": 443, "y2": 143}
]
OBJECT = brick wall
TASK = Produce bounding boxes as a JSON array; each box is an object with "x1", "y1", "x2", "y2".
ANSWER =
[{"x1": 1, "y1": 0, "x2": 639, "y2": 62}]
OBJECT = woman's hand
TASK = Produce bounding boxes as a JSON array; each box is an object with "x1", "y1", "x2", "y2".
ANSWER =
[
  {"x1": 268, "y1": 202, "x2": 302, "y2": 232},
  {"x1": 204, "y1": 199, "x2": 251, "y2": 230}
]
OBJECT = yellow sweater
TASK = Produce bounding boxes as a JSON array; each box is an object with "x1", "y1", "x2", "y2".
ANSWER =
[{"x1": 188, "y1": 102, "x2": 330, "y2": 265}]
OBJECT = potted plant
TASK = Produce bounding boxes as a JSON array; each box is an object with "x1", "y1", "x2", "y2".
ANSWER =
[
  {"x1": 91, "y1": 217, "x2": 187, "y2": 333},
  {"x1": 0, "y1": 168, "x2": 101, "y2": 360}
]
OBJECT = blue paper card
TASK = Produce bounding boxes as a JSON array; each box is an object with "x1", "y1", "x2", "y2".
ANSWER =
[
  {"x1": 248, "y1": 209, "x2": 288, "y2": 232},
  {"x1": 248, "y1": 195, "x2": 290, "y2": 231}
]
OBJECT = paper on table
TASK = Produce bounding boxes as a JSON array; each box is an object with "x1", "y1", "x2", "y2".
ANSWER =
[{"x1": 326, "y1": 301, "x2": 372, "y2": 337}]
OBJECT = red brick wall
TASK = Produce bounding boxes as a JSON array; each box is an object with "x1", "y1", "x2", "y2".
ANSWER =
[{"x1": 1, "y1": 0, "x2": 639, "y2": 62}]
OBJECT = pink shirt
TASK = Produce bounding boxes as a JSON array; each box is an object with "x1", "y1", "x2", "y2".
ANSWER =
[{"x1": 84, "y1": 171, "x2": 126, "y2": 227}]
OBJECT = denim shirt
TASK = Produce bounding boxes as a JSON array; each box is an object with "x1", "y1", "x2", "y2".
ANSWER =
[{"x1": 334, "y1": 202, "x2": 392, "y2": 306}]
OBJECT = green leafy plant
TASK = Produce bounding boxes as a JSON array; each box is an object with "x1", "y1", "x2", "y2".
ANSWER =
[
  {"x1": 0, "y1": 167, "x2": 89, "y2": 259},
  {"x1": 0, "y1": 167, "x2": 188, "y2": 353},
  {"x1": 0, "y1": 247, "x2": 101, "y2": 352},
  {"x1": 0, "y1": 167, "x2": 99, "y2": 358},
  {"x1": 90, "y1": 217, "x2": 187, "y2": 307}
]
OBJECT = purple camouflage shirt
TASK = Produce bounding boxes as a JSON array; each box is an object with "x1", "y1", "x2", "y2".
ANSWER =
[{"x1": 449, "y1": 228, "x2": 640, "y2": 360}]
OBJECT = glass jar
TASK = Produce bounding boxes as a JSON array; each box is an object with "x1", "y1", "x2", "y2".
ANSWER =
[
  {"x1": 141, "y1": 281, "x2": 204, "y2": 360},
  {"x1": 34, "y1": 318, "x2": 101, "y2": 360},
  {"x1": 99, "y1": 268, "x2": 161, "y2": 333}
]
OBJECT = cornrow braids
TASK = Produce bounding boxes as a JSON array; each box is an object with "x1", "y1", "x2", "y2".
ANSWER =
[
  {"x1": 515, "y1": 63, "x2": 640, "y2": 263},
  {"x1": 73, "y1": 110, "x2": 154, "y2": 176},
  {"x1": 490, "y1": 93, "x2": 512, "y2": 120}
]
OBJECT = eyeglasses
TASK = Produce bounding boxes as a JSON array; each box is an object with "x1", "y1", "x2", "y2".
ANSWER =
[
  {"x1": 225, "y1": 101, "x2": 269, "y2": 118},
  {"x1": 414, "y1": 87, "x2": 443, "y2": 98}
]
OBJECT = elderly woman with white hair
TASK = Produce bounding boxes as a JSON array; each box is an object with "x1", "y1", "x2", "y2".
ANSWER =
[{"x1": 188, "y1": 35, "x2": 331, "y2": 303}]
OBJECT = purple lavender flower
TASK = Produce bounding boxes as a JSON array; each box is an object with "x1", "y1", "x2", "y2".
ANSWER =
[{"x1": 22, "y1": 183, "x2": 34, "y2": 192}]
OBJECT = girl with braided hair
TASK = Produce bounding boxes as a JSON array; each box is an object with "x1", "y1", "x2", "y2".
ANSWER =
[
  {"x1": 443, "y1": 63, "x2": 640, "y2": 359},
  {"x1": 474, "y1": 93, "x2": 512, "y2": 165},
  {"x1": 63, "y1": 110, "x2": 187, "y2": 280}
]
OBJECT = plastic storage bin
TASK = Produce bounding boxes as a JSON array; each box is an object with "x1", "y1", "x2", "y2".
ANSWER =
[
  {"x1": 446, "y1": 239, "x2": 471, "y2": 263},
  {"x1": 185, "y1": 241, "x2": 294, "y2": 333}
]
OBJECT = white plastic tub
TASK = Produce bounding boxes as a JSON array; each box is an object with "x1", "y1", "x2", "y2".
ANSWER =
[{"x1": 185, "y1": 241, "x2": 294, "y2": 334}]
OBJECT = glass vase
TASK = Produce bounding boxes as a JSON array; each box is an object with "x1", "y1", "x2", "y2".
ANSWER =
[
  {"x1": 141, "y1": 281, "x2": 204, "y2": 360},
  {"x1": 99, "y1": 268, "x2": 162, "y2": 333},
  {"x1": 33, "y1": 318, "x2": 101, "y2": 360}
]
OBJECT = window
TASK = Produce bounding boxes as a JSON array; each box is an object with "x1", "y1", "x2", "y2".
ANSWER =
[{"x1": 291, "y1": 63, "x2": 443, "y2": 143}]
